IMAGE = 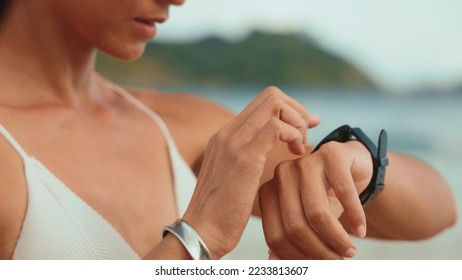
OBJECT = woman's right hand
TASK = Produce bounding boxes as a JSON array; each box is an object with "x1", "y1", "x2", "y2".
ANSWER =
[{"x1": 182, "y1": 86, "x2": 320, "y2": 259}]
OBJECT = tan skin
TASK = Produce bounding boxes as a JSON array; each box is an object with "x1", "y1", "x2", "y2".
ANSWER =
[{"x1": 0, "y1": 0, "x2": 457, "y2": 260}]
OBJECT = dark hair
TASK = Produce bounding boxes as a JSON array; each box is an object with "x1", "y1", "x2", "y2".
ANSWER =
[{"x1": 0, "y1": 0, "x2": 8, "y2": 20}]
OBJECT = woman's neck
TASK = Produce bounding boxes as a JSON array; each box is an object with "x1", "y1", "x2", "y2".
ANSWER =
[{"x1": 0, "y1": 1, "x2": 110, "y2": 109}]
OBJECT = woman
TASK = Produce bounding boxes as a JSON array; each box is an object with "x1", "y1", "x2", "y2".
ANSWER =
[{"x1": 0, "y1": 0, "x2": 456, "y2": 260}]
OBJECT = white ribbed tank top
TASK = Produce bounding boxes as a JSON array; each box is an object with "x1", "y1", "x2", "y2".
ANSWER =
[{"x1": 0, "y1": 88, "x2": 197, "y2": 259}]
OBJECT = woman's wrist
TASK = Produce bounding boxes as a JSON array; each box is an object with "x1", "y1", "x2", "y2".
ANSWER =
[
  {"x1": 162, "y1": 219, "x2": 212, "y2": 260},
  {"x1": 344, "y1": 140, "x2": 373, "y2": 194},
  {"x1": 180, "y1": 217, "x2": 230, "y2": 260},
  {"x1": 144, "y1": 233, "x2": 192, "y2": 260},
  {"x1": 312, "y1": 125, "x2": 387, "y2": 205}
]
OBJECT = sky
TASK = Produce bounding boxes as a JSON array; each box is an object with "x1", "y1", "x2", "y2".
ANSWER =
[{"x1": 155, "y1": 0, "x2": 462, "y2": 92}]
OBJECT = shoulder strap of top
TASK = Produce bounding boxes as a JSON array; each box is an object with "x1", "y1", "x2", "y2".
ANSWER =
[
  {"x1": 0, "y1": 125, "x2": 30, "y2": 161},
  {"x1": 109, "y1": 84, "x2": 199, "y2": 217},
  {"x1": 110, "y1": 84, "x2": 175, "y2": 145}
]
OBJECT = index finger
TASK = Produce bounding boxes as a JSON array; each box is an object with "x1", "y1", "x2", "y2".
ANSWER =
[
  {"x1": 235, "y1": 86, "x2": 311, "y2": 126},
  {"x1": 299, "y1": 161, "x2": 357, "y2": 257},
  {"x1": 324, "y1": 147, "x2": 367, "y2": 238}
]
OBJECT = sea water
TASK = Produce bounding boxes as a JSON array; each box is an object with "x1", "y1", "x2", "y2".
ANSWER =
[{"x1": 190, "y1": 86, "x2": 462, "y2": 259}]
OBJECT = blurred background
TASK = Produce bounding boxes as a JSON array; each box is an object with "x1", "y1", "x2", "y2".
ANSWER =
[{"x1": 97, "y1": 0, "x2": 462, "y2": 259}]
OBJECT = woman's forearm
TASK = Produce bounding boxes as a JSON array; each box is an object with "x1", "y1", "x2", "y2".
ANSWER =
[
  {"x1": 144, "y1": 234, "x2": 192, "y2": 260},
  {"x1": 363, "y1": 152, "x2": 456, "y2": 240}
]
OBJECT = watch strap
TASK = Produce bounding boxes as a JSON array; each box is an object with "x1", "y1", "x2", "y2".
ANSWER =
[{"x1": 359, "y1": 129, "x2": 388, "y2": 205}]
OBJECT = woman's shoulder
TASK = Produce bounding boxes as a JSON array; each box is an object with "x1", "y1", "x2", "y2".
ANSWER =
[
  {"x1": 126, "y1": 87, "x2": 234, "y2": 123},
  {"x1": 125, "y1": 86, "x2": 235, "y2": 132},
  {"x1": 124, "y1": 86, "x2": 236, "y2": 171}
]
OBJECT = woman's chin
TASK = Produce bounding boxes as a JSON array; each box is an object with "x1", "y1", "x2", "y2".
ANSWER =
[{"x1": 102, "y1": 43, "x2": 147, "y2": 62}]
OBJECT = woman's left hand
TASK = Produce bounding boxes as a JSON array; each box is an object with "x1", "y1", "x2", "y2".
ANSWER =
[{"x1": 259, "y1": 140, "x2": 373, "y2": 259}]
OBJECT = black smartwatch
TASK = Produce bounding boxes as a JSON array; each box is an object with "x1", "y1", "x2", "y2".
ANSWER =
[{"x1": 312, "y1": 125, "x2": 389, "y2": 206}]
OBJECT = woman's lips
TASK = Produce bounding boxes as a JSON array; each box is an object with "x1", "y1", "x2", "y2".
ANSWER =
[
  {"x1": 133, "y1": 18, "x2": 157, "y2": 39},
  {"x1": 135, "y1": 18, "x2": 156, "y2": 26}
]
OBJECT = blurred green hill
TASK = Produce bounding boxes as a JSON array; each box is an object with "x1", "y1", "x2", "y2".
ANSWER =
[{"x1": 96, "y1": 31, "x2": 374, "y2": 88}]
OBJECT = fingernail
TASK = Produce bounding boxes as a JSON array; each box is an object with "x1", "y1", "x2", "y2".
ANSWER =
[
  {"x1": 311, "y1": 114, "x2": 321, "y2": 121},
  {"x1": 308, "y1": 115, "x2": 321, "y2": 125},
  {"x1": 343, "y1": 247, "x2": 356, "y2": 258},
  {"x1": 356, "y1": 225, "x2": 366, "y2": 238}
]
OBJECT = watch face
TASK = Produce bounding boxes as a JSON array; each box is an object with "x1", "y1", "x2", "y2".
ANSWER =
[{"x1": 360, "y1": 130, "x2": 388, "y2": 206}]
